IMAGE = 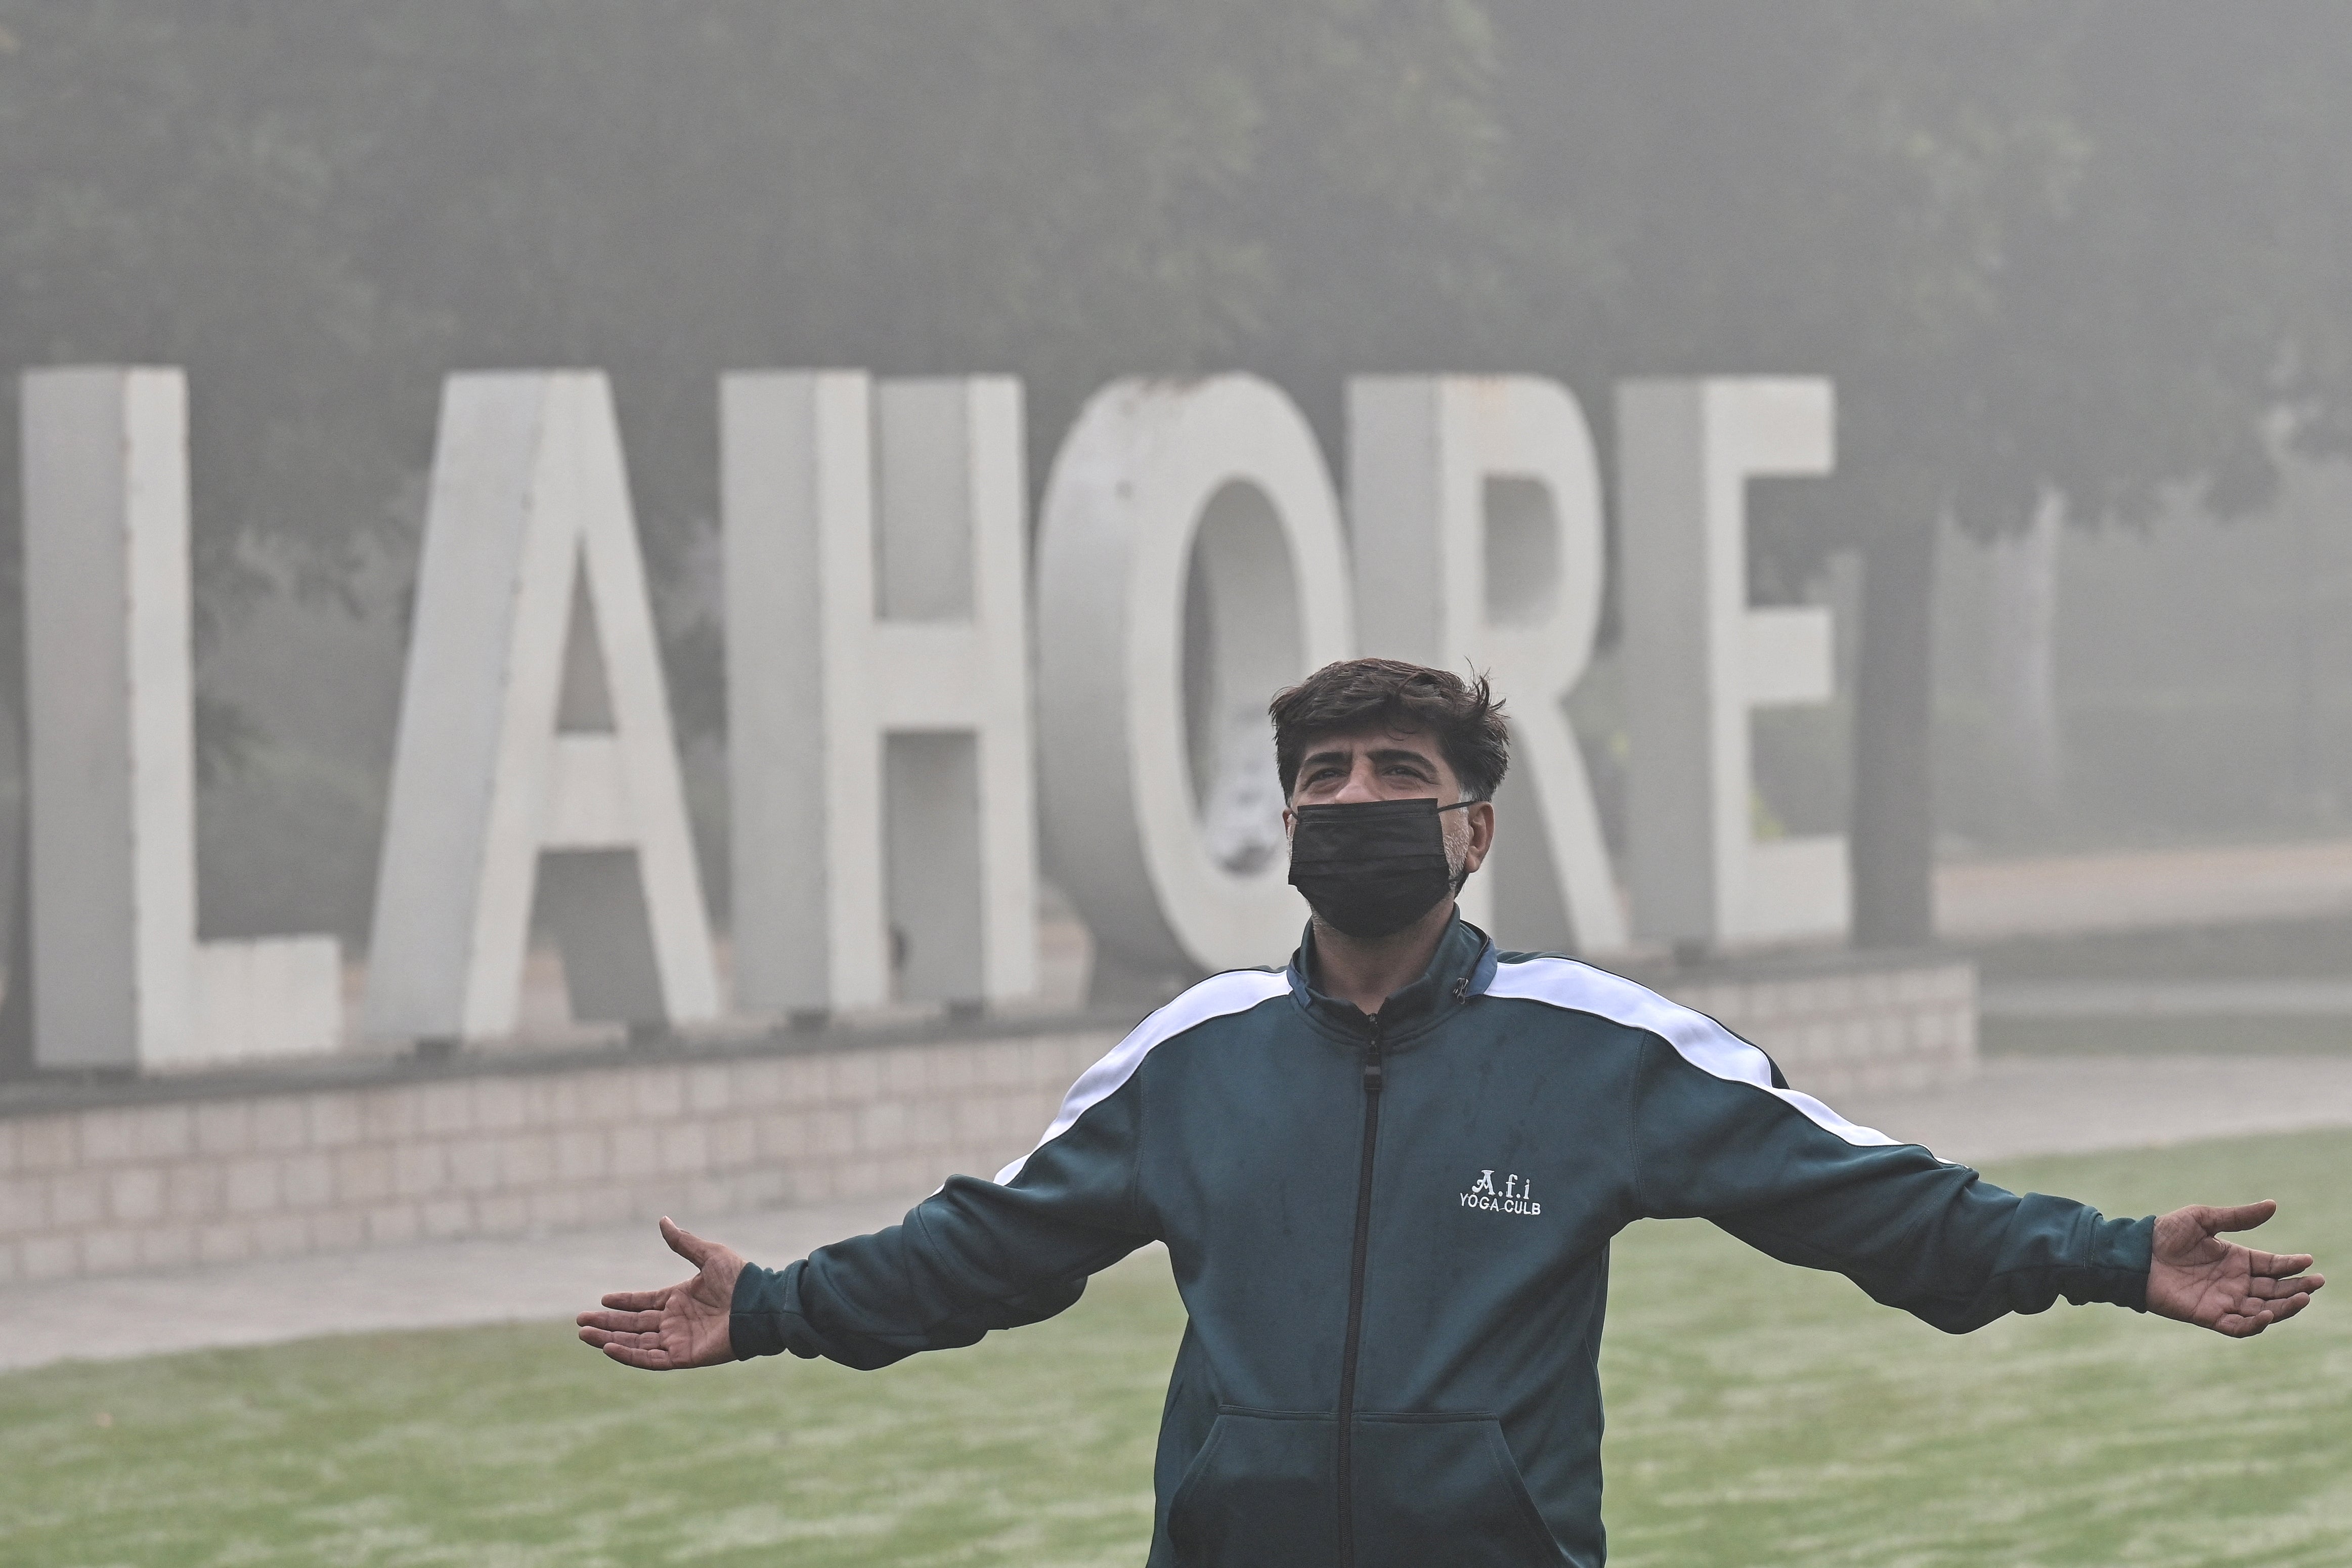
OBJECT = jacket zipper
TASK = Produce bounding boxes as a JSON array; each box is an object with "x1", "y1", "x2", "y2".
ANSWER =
[{"x1": 1334, "y1": 1012, "x2": 1385, "y2": 1568}]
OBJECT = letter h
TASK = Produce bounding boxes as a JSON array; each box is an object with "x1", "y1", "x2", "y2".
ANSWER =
[{"x1": 722, "y1": 373, "x2": 1037, "y2": 1015}]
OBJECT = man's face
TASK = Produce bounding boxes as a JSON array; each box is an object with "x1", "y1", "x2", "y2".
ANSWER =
[{"x1": 1283, "y1": 725, "x2": 1494, "y2": 883}]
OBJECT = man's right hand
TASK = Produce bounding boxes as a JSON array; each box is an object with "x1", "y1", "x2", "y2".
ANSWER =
[{"x1": 576, "y1": 1216, "x2": 747, "y2": 1370}]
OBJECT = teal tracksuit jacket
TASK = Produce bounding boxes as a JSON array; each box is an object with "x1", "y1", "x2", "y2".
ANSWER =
[{"x1": 730, "y1": 917, "x2": 2154, "y2": 1566}]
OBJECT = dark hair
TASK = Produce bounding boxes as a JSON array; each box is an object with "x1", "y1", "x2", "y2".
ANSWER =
[{"x1": 1268, "y1": 659, "x2": 1510, "y2": 802}]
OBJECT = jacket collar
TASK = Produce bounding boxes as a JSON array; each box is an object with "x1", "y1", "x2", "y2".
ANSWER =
[{"x1": 1286, "y1": 909, "x2": 1499, "y2": 1043}]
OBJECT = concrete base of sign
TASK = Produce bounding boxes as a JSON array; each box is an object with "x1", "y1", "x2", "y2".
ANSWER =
[{"x1": 0, "y1": 948, "x2": 1973, "y2": 1283}]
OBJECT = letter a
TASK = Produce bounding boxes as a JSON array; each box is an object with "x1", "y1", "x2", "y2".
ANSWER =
[{"x1": 365, "y1": 373, "x2": 719, "y2": 1042}]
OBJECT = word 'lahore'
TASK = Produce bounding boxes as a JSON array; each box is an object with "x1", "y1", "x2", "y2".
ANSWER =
[{"x1": 19, "y1": 366, "x2": 1845, "y2": 1072}]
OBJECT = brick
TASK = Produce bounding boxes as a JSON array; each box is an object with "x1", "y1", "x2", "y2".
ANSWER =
[
  {"x1": 545, "y1": 1075, "x2": 590, "y2": 1125},
  {"x1": 76, "y1": 1109, "x2": 141, "y2": 1165},
  {"x1": 686, "y1": 1064, "x2": 732, "y2": 1114},
  {"x1": 252, "y1": 1098, "x2": 310, "y2": 1153},
  {"x1": 394, "y1": 1142, "x2": 449, "y2": 1199},
  {"x1": 361, "y1": 1090, "x2": 418, "y2": 1142},
  {"x1": 108, "y1": 1167, "x2": 165, "y2": 1224},
  {"x1": 730, "y1": 1059, "x2": 789, "y2": 1108},
  {"x1": 474, "y1": 1077, "x2": 529, "y2": 1132},
  {"x1": 50, "y1": 1170, "x2": 107, "y2": 1229},
  {"x1": 658, "y1": 1122, "x2": 710, "y2": 1176},
  {"x1": 136, "y1": 1226, "x2": 196, "y2": 1271},
  {"x1": 555, "y1": 1128, "x2": 608, "y2": 1182},
  {"x1": 567, "y1": 1070, "x2": 624, "y2": 1123},
  {"x1": 876, "y1": 1047, "x2": 923, "y2": 1097},
  {"x1": 827, "y1": 1053, "x2": 881, "y2": 1104},
  {"x1": 197, "y1": 1221, "x2": 255, "y2": 1266},
  {"x1": 22, "y1": 1234, "x2": 79, "y2": 1279},
  {"x1": 755, "y1": 1111, "x2": 807, "y2": 1162},
  {"x1": 364, "y1": 1203, "x2": 421, "y2": 1246},
  {"x1": 17, "y1": 1118, "x2": 76, "y2": 1171},
  {"x1": 132, "y1": 1105, "x2": 195, "y2": 1159},
  {"x1": 498, "y1": 1131, "x2": 557, "y2": 1190},
  {"x1": 0, "y1": 1175, "x2": 45, "y2": 1233},
  {"x1": 515, "y1": 1077, "x2": 557, "y2": 1126},
  {"x1": 931, "y1": 1047, "x2": 976, "y2": 1093},
  {"x1": 252, "y1": 1219, "x2": 308, "y2": 1259},
  {"x1": 813, "y1": 1108, "x2": 857, "y2": 1159},
  {"x1": 910, "y1": 1099, "x2": 954, "y2": 1150},
  {"x1": 707, "y1": 1116, "x2": 755, "y2": 1170},
  {"x1": 305, "y1": 1209, "x2": 365, "y2": 1253},
  {"x1": 333, "y1": 1146, "x2": 394, "y2": 1205},
  {"x1": 855, "y1": 1101, "x2": 907, "y2": 1152},
  {"x1": 735, "y1": 1166, "x2": 793, "y2": 1210},
  {"x1": 447, "y1": 1138, "x2": 502, "y2": 1195},
  {"x1": 778, "y1": 1056, "x2": 829, "y2": 1107},
  {"x1": 225, "y1": 1157, "x2": 283, "y2": 1215},
  {"x1": 281, "y1": 1153, "x2": 334, "y2": 1210},
  {"x1": 195, "y1": 1102, "x2": 255, "y2": 1157},
  {"x1": 634, "y1": 1071, "x2": 684, "y2": 1120},
  {"x1": 476, "y1": 1194, "x2": 531, "y2": 1236},
  {"x1": 611, "y1": 1124, "x2": 660, "y2": 1178},
  {"x1": 307, "y1": 1094, "x2": 363, "y2": 1148},
  {"x1": 77, "y1": 1232, "x2": 136, "y2": 1279},
  {"x1": 528, "y1": 1186, "x2": 588, "y2": 1233},
  {"x1": 421, "y1": 1197, "x2": 473, "y2": 1239},
  {"x1": 165, "y1": 1163, "x2": 227, "y2": 1221},
  {"x1": 417, "y1": 1082, "x2": 474, "y2": 1136}
]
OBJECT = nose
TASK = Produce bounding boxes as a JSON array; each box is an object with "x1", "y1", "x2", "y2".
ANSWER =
[{"x1": 1332, "y1": 757, "x2": 1383, "y2": 803}]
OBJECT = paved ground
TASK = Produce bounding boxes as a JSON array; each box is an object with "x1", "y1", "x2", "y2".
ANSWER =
[
  {"x1": 1935, "y1": 836, "x2": 2352, "y2": 940},
  {"x1": 1980, "y1": 979, "x2": 2352, "y2": 1018},
  {"x1": 11, "y1": 1051, "x2": 2352, "y2": 1376}
]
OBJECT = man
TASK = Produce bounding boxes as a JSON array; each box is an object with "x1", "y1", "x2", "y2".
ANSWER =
[{"x1": 579, "y1": 658, "x2": 2322, "y2": 1567}]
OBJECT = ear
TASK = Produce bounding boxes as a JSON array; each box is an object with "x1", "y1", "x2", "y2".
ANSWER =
[{"x1": 1461, "y1": 800, "x2": 1496, "y2": 875}]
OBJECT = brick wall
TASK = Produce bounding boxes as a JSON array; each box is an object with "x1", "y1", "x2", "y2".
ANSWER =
[
  {"x1": 0, "y1": 1029, "x2": 1118, "y2": 1286},
  {"x1": 0, "y1": 952, "x2": 1973, "y2": 1284}
]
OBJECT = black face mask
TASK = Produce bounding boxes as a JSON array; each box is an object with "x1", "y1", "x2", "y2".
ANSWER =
[{"x1": 1287, "y1": 797, "x2": 1472, "y2": 939}]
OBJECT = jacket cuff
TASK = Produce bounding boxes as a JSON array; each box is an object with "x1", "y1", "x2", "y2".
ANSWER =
[
  {"x1": 2069, "y1": 1213, "x2": 2155, "y2": 1312},
  {"x1": 728, "y1": 1259, "x2": 804, "y2": 1360}
]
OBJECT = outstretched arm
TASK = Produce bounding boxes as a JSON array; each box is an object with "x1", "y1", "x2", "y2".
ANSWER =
[
  {"x1": 2147, "y1": 1200, "x2": 2324, "y2": 1337},
  {"x1": 577, "y1": 1216, "x2": 746, "y2": 1370}
]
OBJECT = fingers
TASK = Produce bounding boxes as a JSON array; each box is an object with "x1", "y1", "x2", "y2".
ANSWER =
[
  {"x1": 2244, "y1": 1252, "x2": 2317, "y2": 1280},
  {"x1": 2247, "y1": 1272, "x2": 2323, "y2": 1300},
  {"x1": 2263, "y1": 1291, "x2": 2315, "y2": 1325},
  {"x1": 587, "y1": 1331, "x2": 681, "y2": 1369},
  {"x1": 598, "y1": 1288, "x2": 671, "y2": 1312},
  {"x1": 576, "y1": 1308, "x2": 663, "y2": 1333},
  {"x1": 661, "y1": 1215, "x2": 712, "y2": 1267},
  {"x1": 2201, "y1": 1199, "x2": 2279, "y2": 1235}
]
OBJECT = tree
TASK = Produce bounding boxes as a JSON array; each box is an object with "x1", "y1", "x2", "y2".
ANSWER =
[{"x1": 1483, "y1": 0, "x2": 2347, "y2": 944}]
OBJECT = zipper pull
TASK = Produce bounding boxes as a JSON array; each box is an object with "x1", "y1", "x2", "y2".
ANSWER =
[{"x1": 1363, "y1": 1018, "x2": 1384, "y2": 1094}]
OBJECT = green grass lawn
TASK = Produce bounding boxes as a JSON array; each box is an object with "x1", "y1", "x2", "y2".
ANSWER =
[{"x1": 6, "y1": 1130, "x2": 2348, "y2": 1567}]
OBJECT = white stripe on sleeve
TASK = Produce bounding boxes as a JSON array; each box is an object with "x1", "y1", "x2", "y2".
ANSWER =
[
  {"x1": 1482, "y1": 955, "x2": 1902, "y2": 1149},
  {"x1": 992, "y1": 968, "x2": 1293, "y2": 1185}
]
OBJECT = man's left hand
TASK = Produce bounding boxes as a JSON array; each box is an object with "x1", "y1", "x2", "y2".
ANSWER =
[{"x1": 2147, "y1": 1200, "x2": 2323, "y2": 1337}]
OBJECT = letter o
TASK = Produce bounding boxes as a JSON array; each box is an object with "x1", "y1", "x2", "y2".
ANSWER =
[{"x1": 1036, "y1": 376, "x2": 1355, "y2": 975}]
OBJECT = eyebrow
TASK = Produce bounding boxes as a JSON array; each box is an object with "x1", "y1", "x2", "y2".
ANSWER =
[{"x1": 1298, "y1": 747, "x2": 1440, "y2": 774}]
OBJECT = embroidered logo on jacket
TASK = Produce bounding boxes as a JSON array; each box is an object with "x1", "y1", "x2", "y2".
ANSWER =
[{"x1": 1460, "y1": 1168, "x2": 1541, "y2": 1216}]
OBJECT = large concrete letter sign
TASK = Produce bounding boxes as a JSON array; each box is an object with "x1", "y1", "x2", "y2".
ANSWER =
[
  {"x1": 1617, "y1": 378, "x2": 1848, "y2": 948},
  {"x1": 722, "y1": 373, "x2": 1036, "y2": 1015},
  {"x1": 365, "y1": 373, "x2": 720, "y2": 1042},
  {"x1": 1347, "y1": 376, "x2": 1629, "y2": 954},
  {"x1": 1035, "y1": 376, "x2": 1354, "y2": 974},
  {"x1": 23, "y1": 367, "x2": 341, "y2": 1069}
]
